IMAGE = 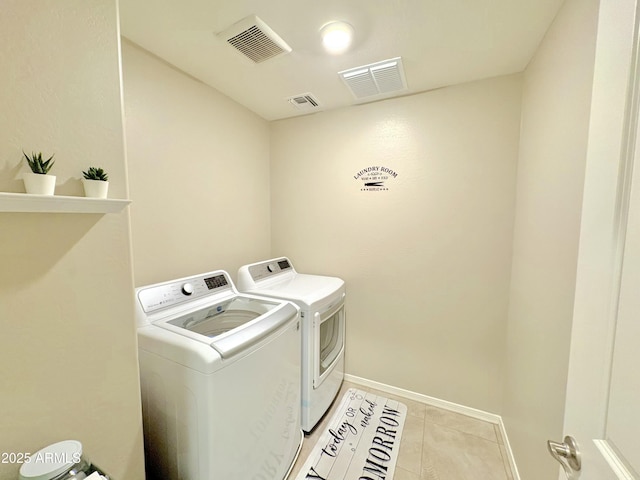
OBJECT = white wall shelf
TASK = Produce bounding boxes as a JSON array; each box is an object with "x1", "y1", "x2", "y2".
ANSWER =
[{"x1": 0, "y1": 192, "x2": 130, "y2": 213}]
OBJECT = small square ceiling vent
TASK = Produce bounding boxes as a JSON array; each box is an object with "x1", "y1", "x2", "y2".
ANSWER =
[
  {"x1": 287, "y1": 93, "x2": 322, "y2": 111},
  {"x1": 339, "y1": 57, "x2": 408, "y2": 100},
  {"x1": 218, "y1": 15, "x2": 292, "y2": 64}
]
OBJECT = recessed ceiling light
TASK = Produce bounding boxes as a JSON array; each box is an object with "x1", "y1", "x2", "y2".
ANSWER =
[{"x1": 320, "y1": 21, "x2": 354, "y2": 55}]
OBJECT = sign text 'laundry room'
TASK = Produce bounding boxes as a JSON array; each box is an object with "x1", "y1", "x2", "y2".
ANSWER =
[{"x1": 353, "y1": 166, "x2": 398, "y2": 191}]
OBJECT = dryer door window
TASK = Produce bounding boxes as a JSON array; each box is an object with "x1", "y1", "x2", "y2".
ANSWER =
[{"x1": 314, "y1": 301, "x2": 345, "y2": 388}]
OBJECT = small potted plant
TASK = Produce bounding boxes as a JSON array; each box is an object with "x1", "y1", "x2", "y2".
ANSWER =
[
  {"x1": 22, "y1": 151, "x2": 56, "y2": 195},
  {"x1": 82, "y1": 167, "x2": 109, "y2": 198}
]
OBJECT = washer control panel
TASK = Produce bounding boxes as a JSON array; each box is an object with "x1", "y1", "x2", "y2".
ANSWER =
[
  {"x1": 138, "y1": 272, "x2": 231, "y2": 313},
  {"x1": 248, "y1": 258, "x2": 293, "y2": 281}
]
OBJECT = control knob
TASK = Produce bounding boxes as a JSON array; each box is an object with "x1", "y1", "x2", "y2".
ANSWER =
[
  {"x1": 181, "y1": 283, "x2": 194, "y2": 296},
  {"x1": 267, "y1": 264, "x2": 276, "y2": 273}
]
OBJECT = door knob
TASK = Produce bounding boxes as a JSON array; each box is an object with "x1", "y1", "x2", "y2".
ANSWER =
[{"x1": 548, "y1": 435, "x2": 581, "y2": 477}]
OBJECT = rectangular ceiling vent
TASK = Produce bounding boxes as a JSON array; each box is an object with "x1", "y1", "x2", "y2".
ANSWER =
[
  {"x1": 218, "y1": 15, "x2": 292, "y2": 64},
  {"x1": 287, "y1": 93, "x2": 322, "y2": 111},
  {"x1": 339, "y1": 57, "x2": 408, "y2": 100}
]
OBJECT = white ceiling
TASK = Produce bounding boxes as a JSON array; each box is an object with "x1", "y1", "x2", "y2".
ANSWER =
[{"x1": 119, "y1": 0, "x2": 566, "y2": 121}]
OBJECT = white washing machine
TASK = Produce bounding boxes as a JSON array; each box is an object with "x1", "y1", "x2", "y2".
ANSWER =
[
  {"x1": 237, "y1": 257, "x2": 345, "y2": 433},
  {"x1": 135, "y1": 270, "x2": 303, "y2": 480}
]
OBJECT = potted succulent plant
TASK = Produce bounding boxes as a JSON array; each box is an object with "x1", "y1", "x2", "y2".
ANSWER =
[
  {"x1": 82, "y1": 167, "x2": 109, "y2": 198},
  {"x1": 22, "y1": 151, "x2": 56, "y2": 195}
]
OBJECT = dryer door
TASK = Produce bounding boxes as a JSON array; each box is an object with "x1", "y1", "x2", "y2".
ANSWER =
[{"x1": 313, "y1": 294, "x2": 345, "y2": 388}]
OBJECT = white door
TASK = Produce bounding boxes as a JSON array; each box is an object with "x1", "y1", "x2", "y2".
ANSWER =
[{"x1": 560, "y1": 0, "x2": 640, "y2": 478}]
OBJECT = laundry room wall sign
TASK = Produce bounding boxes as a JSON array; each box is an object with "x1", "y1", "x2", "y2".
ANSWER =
[{"x1": 353, "y1": 166, "x2": 398, "y2": 191}]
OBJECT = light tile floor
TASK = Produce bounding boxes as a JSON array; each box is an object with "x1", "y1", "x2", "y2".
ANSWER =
[{"x1": 288, "y1": 380, "x2": 514, "y2": 480}]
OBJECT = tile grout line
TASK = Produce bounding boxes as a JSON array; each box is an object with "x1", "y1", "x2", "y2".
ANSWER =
[{"x1": 424, "y1": 418, "x2": 501, "y2": 444}]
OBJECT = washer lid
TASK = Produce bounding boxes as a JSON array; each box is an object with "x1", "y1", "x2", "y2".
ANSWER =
[
  {"x1": 19, "y1": 440, "x2": 82, "y2": 480},
  {"x1": 153, "y1": 296, "x2": 299, "y2": 359},
  {"x1": 165, "y1": 296, "x2": 279, "y2": 338}
]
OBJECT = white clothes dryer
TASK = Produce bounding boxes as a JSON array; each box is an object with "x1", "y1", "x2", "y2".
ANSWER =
[
  {"x1": 237, "y1": 257, "x2": 345, "y2": 433},
  {"x1": 135, "y1": 270, "x2": 303, "y2": 480}
]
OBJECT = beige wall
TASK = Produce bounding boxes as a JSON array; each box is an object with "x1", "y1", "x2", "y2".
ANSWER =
[
  {"x1": 501, "y1": 0, "x2": 599, "y2": 477},
  {"x1": 0, "y1": 1, "x2": 144, "y2": 479},
  {"x1": 121, "y1": 41, "x2": 272, "y2": 287},
  {"x1": 270, "y1": 75, "x2": 522, "y2": 413}
]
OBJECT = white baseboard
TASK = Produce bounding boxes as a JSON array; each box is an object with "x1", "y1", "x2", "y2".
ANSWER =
[
  {"x1": 344, "y1": 373, "x2": 521, "y2": 480},
  {"x1": 496, "y1": 416, "x2": 522, "y2": 480}
]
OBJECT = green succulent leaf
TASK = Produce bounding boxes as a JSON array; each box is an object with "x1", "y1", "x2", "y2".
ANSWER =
[
  {"x1": 82, "y1": 166, "x2": 108, "y2": 181},
  {"x1": 23, "y1": 150, "x2": 55, "y2": 174}
]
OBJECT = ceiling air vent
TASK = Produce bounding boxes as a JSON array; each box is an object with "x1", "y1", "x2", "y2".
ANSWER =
[
  {"x1": 287, "y1": 93, "x2": 322, "y2": 111},
  {"x1": 339, "y1": 57, "x2": 408, "y2": 100},
  {"x1": 218, "y1": 15, "x2": 292, "y2": 64}
]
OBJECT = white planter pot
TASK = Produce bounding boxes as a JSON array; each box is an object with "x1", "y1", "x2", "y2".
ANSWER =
[
  {"x1": 82, "y1": 179, "x2": 109, "y2": 198},
  {"x1": 23, "y1": 172, "x2": 56, "y2": 195}
]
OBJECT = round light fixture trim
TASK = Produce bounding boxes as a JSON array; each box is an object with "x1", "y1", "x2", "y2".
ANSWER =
[{"x1": 320, "y1": 21, "x2": 354, "y2": 54}]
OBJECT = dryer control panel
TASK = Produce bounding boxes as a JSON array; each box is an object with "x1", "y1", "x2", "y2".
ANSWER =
[
  {"x1": 247, "y1": 258, "x2": 293, "y2": 281},
  {"x1": 138, "y1": 271, "x2": 232, "y2": 313}
]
